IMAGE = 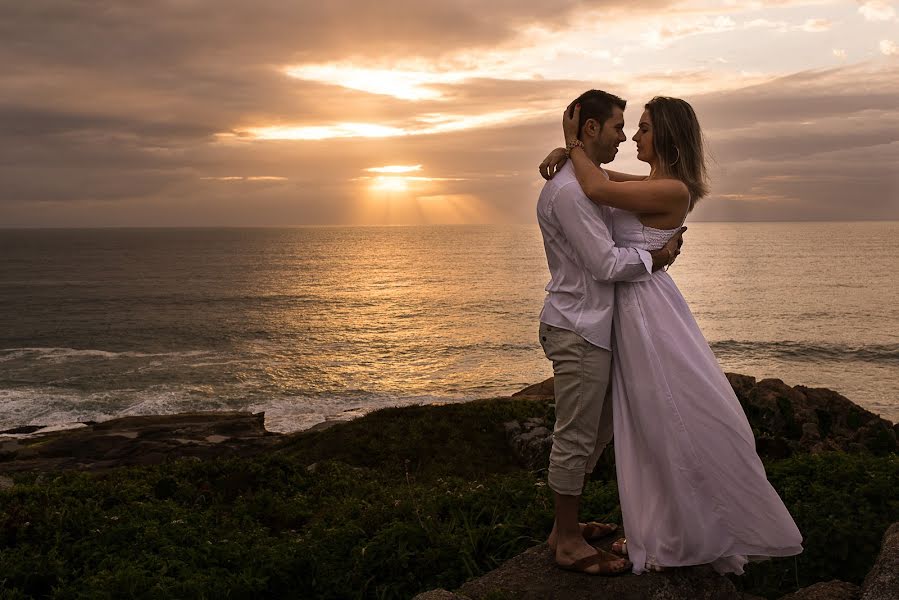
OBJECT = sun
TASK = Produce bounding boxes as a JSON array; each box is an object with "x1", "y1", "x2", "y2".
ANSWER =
[{"x1": 370, "y1": 176, "x2": 410, "y2": 192}]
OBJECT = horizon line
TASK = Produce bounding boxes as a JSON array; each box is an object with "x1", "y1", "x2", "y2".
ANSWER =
[{"x1": 2, "y1": 219, "x2": 898, "y2": 230}]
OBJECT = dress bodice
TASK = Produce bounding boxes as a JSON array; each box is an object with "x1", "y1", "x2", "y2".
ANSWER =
[{"x1": 610, "y1": 207, "x2": 685, "y2": 251}]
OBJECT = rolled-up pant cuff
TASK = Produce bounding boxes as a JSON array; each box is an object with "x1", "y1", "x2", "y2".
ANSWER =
[{"x1": 548, "y1": 465, "x2": 586, "y2": 496}]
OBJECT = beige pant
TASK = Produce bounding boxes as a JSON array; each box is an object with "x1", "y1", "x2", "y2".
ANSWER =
[{"x1": 539, "y1": 322, "x2": 613, "y2": 496}]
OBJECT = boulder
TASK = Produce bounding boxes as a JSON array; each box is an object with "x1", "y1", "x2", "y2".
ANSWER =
[
  {"x1": 455, "y1": 540, "x2": 743, "y2": 600},
  {"x1": 503, "y1": 419, "x2": 552, "y2": 471},
  {"x1": 860, "y1": 522, "x2": 899, "y2": 600},
  {"x1": 512, "y1": 378, "x2": 554, "y2": 400},
  {"x1": 731, "y1": 376, "x2": 897, "y2": 457},
  {"x1": 510, "y1": 375, "x2": 897, "y2": 459},
  {"x1": 778, "y1": 580, "x2": 859, "y2": 600},
  {"x1": 0, "y1": 412, "x2": 281, "y2": 473},
  {"x1": 411, "y1": 590, "x2": 470, "y2": 600}
]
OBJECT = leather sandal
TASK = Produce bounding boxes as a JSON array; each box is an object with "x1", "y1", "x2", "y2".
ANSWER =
[
  {"x1": 611, "y1": 537, "x2": 628, "y2": 556},
  {"x1": 557, "y1": 548, "x2": 632, "y2": 575},
  {"x1": 611, "y1": 538, "x2": 667, "y2": 572}
]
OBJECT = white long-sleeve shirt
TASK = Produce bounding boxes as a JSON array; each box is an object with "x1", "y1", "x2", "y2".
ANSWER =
[{"x1": 537, "y1": 161, "x2": 653, "y2": 350}]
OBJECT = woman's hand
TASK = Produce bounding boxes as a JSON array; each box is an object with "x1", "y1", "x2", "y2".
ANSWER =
[
  {"x1": 538, "y1": 104, "x2": 580, "y2": 179},
  {"x1": 649, "y1": 227, "x2": 686, "y2": 272},
  {"x1": 539, "y1": 148, "x2": 569, "y2": 180},
  {"x1": 563, "y1": 104, "x2": 580, "y2": 144}
]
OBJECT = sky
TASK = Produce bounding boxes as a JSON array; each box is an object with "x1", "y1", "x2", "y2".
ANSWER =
[{"x1": 1, "y1": 0, "x2": 898, "y2": 227}]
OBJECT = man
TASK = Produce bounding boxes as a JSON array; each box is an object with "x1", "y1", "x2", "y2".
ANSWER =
[{"x1": 536, "y1": 89, "x2": 684, "y2": 575}]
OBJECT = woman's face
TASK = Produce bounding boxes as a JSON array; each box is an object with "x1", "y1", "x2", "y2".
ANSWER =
[{"x1": 632, "y1": 109, "x2": 655, "y2": 164}]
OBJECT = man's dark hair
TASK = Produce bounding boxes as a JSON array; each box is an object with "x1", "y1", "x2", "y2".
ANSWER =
[{"x1": 567, "y1": 89, "x2": 627, "y2": 139}]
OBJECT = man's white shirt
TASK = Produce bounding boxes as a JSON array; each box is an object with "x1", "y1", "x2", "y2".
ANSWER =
[{"x1": 537, "y1": 161, "x2": 653, "y2": 350}]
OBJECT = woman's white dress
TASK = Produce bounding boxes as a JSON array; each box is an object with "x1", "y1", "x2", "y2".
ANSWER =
[{"x1": 610, "y1": 208, "x2": 804, "y2": 574}]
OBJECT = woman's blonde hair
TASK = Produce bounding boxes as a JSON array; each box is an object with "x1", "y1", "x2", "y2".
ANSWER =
[{"x1": 645, "y1": 96, "x2": 709, "y2": 208}]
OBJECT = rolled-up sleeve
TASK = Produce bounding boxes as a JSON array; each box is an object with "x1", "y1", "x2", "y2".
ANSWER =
[{"x1": 552, "y1": 183, "x2": 653, "y2": 283}]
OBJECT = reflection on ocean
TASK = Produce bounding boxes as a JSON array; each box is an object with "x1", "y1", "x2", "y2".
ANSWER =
[{"x1": 0, "y1": 222, "x2": 897, "y2": 432}]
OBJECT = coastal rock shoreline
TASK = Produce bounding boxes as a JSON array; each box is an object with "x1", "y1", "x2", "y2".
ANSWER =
[
  {"x1": 0, "y1": 412, "x2": 281, "y2": 473},
  {"x1": 0, "y1": 373, "x2": 895, "y2": 474}
]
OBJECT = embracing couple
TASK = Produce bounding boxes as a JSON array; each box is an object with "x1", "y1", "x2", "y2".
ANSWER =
[{"x1": 536, "y1": 90, "x2": 803, "y2": 575}]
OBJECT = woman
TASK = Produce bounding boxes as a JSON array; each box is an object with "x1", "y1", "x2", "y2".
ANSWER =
[{"x1": 539, "y1": 96, "x2": 803, "y2": 574}]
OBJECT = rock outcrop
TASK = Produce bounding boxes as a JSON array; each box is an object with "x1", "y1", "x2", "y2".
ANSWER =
[
  {"x1": 860, "y1": 522, "x2": 899, "y2": 600},
  {"x1": 726, "y1": 374, "x2": 897, "y2": 457},
  {"x1": 778, "y1": 580, "x2": 860, "y2": 600},
  {"x1": 505, "y1": 374, "x2": 896, "y2": 466},
  {"x1": 503, "y1": 418, "x2": 553, "y2": 471},
  {"x1": 512, "y1": 378, "x2": 554, "y2": 400},
  {"x1": 455, "y1": 541, "x2": 740, "y2": 600},
  {"x1": 414, "y1": 539, "x2": 742, "y2": 600},
  {"x1": 414, "y1": 522, "x2": 899, "y2": 600},
  {"x1": 0, "y1": 412, "x2": 281, "y2": 473}
]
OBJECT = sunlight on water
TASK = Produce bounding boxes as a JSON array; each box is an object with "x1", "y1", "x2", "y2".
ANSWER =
[{"x1": 0, "y1": 223, "x2": 896, "y2": 432}]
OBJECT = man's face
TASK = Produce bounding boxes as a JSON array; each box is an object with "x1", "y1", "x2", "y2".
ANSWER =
[{"x1": 596, "y1": 106, "x2": 627, "y2": 164}]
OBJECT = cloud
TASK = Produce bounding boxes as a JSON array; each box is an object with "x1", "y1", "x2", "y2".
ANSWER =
[
  {"x1": 241, "y1": 108, "x2": 543, "y2": 140},
  {"x1": 643, "y1": 14, "x2": 833, "y2": 48},
  {"x1": 859, "y1": 1, "x2": 897, "y2": 22},
  {"x1": 881, "y1": 40, "x2": 899, "y2": 55},
  {"x1": 365, "y1": 165, "x2": 423, "y2": 174},
  {"x1": 1, "y1": 1, "x2": 897, "y2": 226},
  {"x1": 797, "y1": 18, "x2": 833, "y2": 32},
  {"x1": 643, "y1": 16, "x2": 738, "y2": 48},
  {"x1": 200, "y1": 176, "x2": 288, "y2": 181},
  {"x1": 686, "y1": 63, "x2": 899, "y2": 221}
]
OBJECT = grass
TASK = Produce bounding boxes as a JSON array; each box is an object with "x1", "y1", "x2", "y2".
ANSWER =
[{"x1": 0, "y1": 398, "x2": 896, "y2": 599}]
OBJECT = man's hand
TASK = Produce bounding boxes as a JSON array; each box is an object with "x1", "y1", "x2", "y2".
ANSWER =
[
  {"x1": 539, "y1": 148, "x2": 569, "y2": 180},
  {"x1": 649, "y1": 226, "x2": 687, "y2": 271}
]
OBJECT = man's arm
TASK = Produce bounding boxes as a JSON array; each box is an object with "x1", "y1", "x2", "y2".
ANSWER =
[{"x1": 552, "y1": 183, "x2": 679, "y2": 282}]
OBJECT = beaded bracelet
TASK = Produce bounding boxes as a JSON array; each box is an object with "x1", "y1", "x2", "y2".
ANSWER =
[{"x1": 565, "y1": 138, "x2": 585, "y2": 157}]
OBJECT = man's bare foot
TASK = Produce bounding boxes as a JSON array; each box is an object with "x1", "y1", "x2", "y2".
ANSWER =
[
  {"x1": 555, "y1": 539, "x2": 631, "y2": 575},
  {"x1": 547, "y1": 522, "x2": 618, "y2": 552}
]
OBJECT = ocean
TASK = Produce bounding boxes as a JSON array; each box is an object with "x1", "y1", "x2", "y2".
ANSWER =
[{"x1": 1, "y1": 222, "x2": 897, "y2": 434}]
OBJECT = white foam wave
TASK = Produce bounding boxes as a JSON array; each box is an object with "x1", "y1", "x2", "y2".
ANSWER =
[
  {"x1": 0, "y1": 347, "x2": 214, "y2": 362},
  {"x1": 245, "y1": 393, "x2": 472, "y2": 434},
  {"x1": 0, "y1": 384, "x2": 473, "y2": 438},
  {"x1": 0, "y1": 385, "x2": 230, "y2": 433}
]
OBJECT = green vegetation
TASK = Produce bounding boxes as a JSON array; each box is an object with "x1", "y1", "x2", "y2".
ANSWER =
[
  {"x1": 1, "y1": 398, "x2": 897, "y2": 599},
  {"x1": 732, "y1": 451, "x2": 899, "y2": 598}
]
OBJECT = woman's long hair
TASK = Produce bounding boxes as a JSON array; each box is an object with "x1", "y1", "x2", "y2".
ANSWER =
[{"x1": 645, "y1": 96, "x2": 709, "y2": 209}]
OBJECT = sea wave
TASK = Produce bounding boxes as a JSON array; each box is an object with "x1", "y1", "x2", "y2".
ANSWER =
[
  {"x1": 0, "y1": 347, "x2": 213, "y2": 362},
  {"x1": 710, "y1": 340, "x2": 899, "y2": 363},
  {"x1": 0, "y1": 385, "x2": 473, "y2": 435}
]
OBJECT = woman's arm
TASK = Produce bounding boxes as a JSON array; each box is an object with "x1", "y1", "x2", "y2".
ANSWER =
[
  {"x1": 538, "y1": 148, "x2": 568, "y2": 180},
  {"x1": 538, "y1": 148, "x2": 646, "y2": 182},
  {"x1": 568, "y1": 147, "x2": 688, "y2": 214},
  {"x1": 605, "y1": 169, "x2": 648, "y2": 183}
]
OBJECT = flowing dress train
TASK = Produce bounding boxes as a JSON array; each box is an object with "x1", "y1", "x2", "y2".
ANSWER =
[{"x1": 610, "y1": 208, "x2": 803, "y2": 574}]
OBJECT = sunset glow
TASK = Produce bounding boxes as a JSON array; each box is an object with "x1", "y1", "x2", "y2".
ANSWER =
[
  {"x1": 241, "y1": 108, "x2": 541, "y2": 140},
  {"x1": 285, "y1": 64, "x2": 474, "y2": 101},
  {"x1": 244, "y1": 123, "x2": 406, "y2": 141},
  {"x1": 370, "y1": 176, "x2": 411, "y2": 192},
  {"x1": 366, "y1": 165, "x2": 423, "y2": 174},
  {"x1": 3, "y1": 0, "x2": 897, "y2": 227}
]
